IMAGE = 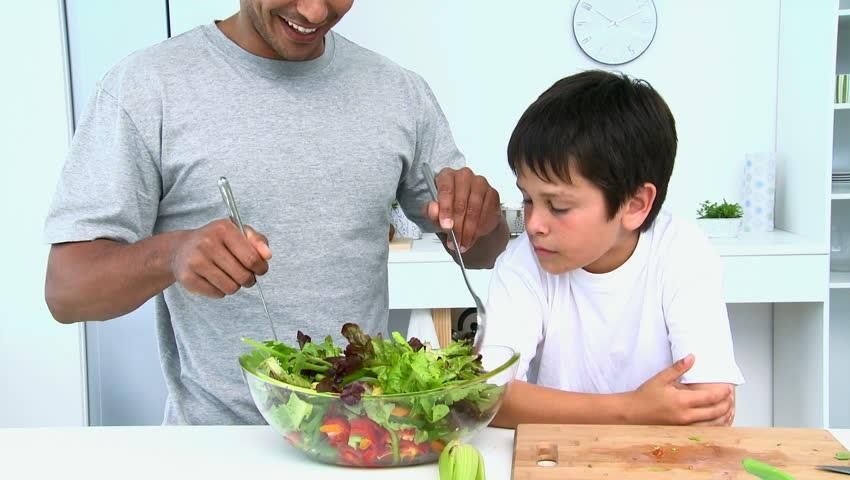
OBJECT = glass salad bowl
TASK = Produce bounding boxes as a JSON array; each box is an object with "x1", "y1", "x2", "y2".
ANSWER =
[{"x1": 240, "y1": 336, "x2": 518, "y2": 468}]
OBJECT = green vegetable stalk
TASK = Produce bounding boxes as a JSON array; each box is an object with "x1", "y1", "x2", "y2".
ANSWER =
[
  {"x1": 742, "y1": 458, "x2": 794, "y2": 480},
  {"x1": 439, "y1": 440, "x2": 485, "y2": 480}
]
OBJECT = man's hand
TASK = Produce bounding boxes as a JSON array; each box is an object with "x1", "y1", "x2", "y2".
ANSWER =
[
  {"x1": 171, "y1": 219, "x2": 272, "y2": 298},
  {"x1": 423, "y1": 167, "x2": 502, "y2": 253},
  {"x1": 628, "y1": 354, "x2": 735, "y2": 425}
]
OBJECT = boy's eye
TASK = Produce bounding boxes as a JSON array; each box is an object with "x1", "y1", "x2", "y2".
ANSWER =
[{"x1": 549, "y1": 201, "x2": 570, "y2": 214}]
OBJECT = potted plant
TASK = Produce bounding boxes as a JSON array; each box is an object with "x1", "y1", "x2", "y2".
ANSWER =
[
  {"x1": 696, "y1": 199, "x2": 744, "y2": 238},
  {"x1": 500, "y1": 202, "x2": 525, "y2": 236}
]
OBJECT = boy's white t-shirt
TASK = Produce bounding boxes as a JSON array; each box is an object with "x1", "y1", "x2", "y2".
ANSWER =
[{"x1": 483, "y1": 211, "x2": 744, "y2": 393}]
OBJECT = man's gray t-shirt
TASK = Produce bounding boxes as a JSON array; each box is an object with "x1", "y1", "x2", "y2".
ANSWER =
[{"x1": 44, "y1": 24, "x2": 463, "y2": 425}]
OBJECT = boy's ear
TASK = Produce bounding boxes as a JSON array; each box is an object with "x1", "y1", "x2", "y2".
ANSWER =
[{"x1": 621, "y1": 182, "x2": 657, "y2": 231}]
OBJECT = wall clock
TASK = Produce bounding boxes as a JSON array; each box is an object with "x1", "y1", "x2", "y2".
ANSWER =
[{"x1": 572, "y1": 0, "x2": 658, "y2": 65}]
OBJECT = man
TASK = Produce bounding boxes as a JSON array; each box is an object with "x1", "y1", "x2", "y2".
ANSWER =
[{"x1": 44, "y1": 0, "x2": 509, "y2": 425}]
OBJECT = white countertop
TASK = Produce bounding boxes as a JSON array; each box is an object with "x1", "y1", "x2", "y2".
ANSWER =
[
  {"x1": 388, "y1": 233, "x2": 457, "y2": 263},
  {"x1": 2, "y1": 426, "x2": 847, "y2": 479},
  {"x1": 387, "y1": 229, "x2": 827, "y2": 265}
]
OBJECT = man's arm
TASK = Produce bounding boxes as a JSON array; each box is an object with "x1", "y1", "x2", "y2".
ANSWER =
[
  {"x1": 45, "y1": 220, "x2": 270, "y2": 324},
  {"x1": 491, "y1": 355, "x2": 735, "y2": 428},
  {"x1": 47, "y1": 232, "x2": 185, "y2": 323}
]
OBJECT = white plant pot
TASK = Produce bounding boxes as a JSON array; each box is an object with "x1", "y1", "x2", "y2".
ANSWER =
[
  {"x1": 697, "y1": 218, "x2": 742, "y2": 238},
  {"x1": 501, "y1": 204, "x2": 525, "y2": 236},
  {"x1": 390, "y1": 206, "x2": 422, "y2": 240}
]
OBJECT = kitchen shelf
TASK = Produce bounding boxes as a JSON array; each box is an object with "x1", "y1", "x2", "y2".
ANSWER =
[
  {"x1": 831, "y1": 271, "x2": 850, "y2": 289},
  {"x1": 841, "y1": 10, "x2": 850, "y2": 27},
  {"x1": 709, "y1": 229, "x2": 827, "y2": 256},
  {"x1": 389, "y1": 230, "x2": 827, "y2": 264},
  {"x1": 837, "y1": 103, "x2": 850, "y2": 110},
  {"x1": 834, "y1": 183, "x2": 850, "y2": 199}
]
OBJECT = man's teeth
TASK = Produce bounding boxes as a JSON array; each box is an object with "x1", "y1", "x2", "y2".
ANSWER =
[{"x1": 283, "y1": 18, "x2": 317, "y2": 34}]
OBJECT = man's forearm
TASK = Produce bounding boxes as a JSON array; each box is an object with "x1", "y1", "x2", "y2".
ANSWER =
[
  {"x1": 490, "y1": 380, "x2": 633, "y2": 428},
  {"x1": 45, "y1": 231, "x2": 188, "y2": 323},
  {"x1": 441, "y1": 217, "x2": 510, "y2": 269}
]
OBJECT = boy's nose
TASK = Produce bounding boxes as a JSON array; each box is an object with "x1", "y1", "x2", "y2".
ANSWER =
[{"x1": 525, "y1": 207, "x2": 548, "y2": 236}]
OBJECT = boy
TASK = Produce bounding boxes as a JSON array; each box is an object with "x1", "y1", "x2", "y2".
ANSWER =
[{"x1": 486, "y1": 70, "x2": 744, "y2": 428}]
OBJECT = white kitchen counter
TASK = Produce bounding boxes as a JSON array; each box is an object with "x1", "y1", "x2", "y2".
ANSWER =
[{"x1": 2, "y1": 426, "x2": 847, "y2": 479}]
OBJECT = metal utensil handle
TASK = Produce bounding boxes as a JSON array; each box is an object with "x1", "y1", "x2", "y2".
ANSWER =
[
  {"x1": 420, "y1": 163, "x2": 478, "y2": 294},
  {"x1": 218, "y1": 177, "x2": 245, "y2": 235},
  {"x1": 420, "y1": 163, "x2": 486, "y2": 352},
  {"x1": 217, "y1": 176, "x2": 278, "y2": 341}
]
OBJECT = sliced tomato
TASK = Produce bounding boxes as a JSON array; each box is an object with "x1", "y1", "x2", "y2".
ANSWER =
[
  {"x1": 350, "y1": 417, "x2": 388, "y2": 450},
  {"x1": 362, "y1": 444, "x2": 394, "y2": 467},
  {"x1": 338, "y1": 445, "x2": 363, "y2": 466},
  {"x1": 319, "y1": 417, "x2": 350, "y2": 448},
  {"x1": 398, "y1": 439, "x2": 429, "y2": 462},
  {"x1": 374, "y1": 446, "x2": 395, "y2": 465},
  {"x1": 398, "y1": 428, "x2": 416, "y2": 442}
]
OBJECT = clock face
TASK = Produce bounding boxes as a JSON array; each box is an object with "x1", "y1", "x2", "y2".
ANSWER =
[{"x1": 572, "y1": 0, "x2": 658, "y2": 65}]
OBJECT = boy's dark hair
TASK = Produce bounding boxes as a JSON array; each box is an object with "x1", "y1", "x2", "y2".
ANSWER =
[{"x1": 507, "y1": 70, "x2": 677, "y2": 231}]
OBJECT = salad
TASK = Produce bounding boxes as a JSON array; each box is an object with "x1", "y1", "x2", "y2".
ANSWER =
[{"x1": 239, "y1": 323, "x2": 513, "y2": 467}]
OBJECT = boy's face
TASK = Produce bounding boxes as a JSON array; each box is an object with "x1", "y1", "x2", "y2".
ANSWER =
[
  {"x1": 243, "y1": 0, "x2": 353, "y2": 61},
  {"x1": 516, "y1": 163, "x2": 651, "y2": 275}
]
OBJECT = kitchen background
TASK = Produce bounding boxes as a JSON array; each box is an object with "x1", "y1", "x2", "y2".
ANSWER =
[{"x1": 1, "y1": 0, "x2": 848, "y2": 430}]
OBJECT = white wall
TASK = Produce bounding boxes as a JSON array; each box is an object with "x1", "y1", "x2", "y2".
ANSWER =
[
  {"x1": 171, "y1": 1, "x2": 781, "y2": 218},
  {"x1": 333, "y1": 1, "x2": 780, "y2": 220},
  {"x1": 0, "y1": 0, "x2": 86, "y2": 427}
]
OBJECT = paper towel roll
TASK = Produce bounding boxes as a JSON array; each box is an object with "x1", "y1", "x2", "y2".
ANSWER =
[{"x1": 741, "y1": 152, "x2": 776, "y2": 232}]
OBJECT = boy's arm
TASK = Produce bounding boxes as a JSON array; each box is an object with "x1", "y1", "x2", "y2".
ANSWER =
[
  {"x1": 663, "y1": 227, "x2": 745, "y2": 386},
  {"x1": 681, "y1": 383, "x2": 736, "y2": 426},
  {"x1": 491, "y1": 354, "x2": 734, "y2": 428}
]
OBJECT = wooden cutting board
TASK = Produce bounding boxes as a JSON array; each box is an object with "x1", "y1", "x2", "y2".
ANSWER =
[{"x1": 512, "y1": 424, "x2": 848, "y2": 479}]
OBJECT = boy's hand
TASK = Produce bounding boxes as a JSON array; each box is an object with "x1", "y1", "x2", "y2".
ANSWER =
[
  {"x1": 628, "y1": 354, "x2": 735, "y2": 425},
  {"x1": 424, "y1": 167, "x2": 502, "y2": 253},
  {"x1": 687, "y1": 384, "x2": 736, "y2": 426}
]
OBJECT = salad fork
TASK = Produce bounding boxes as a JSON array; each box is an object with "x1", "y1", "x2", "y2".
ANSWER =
[{"x1": 420, "y1": 162, "x2": 487, "y2": 354}]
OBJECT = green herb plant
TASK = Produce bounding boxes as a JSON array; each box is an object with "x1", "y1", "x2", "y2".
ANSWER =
[{"x1": 696, "y1": 199, "x2": 744, "y2": 219}]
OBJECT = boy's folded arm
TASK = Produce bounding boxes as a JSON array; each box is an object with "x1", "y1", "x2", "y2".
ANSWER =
[
  {"x1": 490, "y1": 380, "x2": 633, "y2": 428},
  {"x1": 679, "y1": 382, "x2": 737, "y2": 426},
  {"x1": 491, "y1": 359, "x2": 735, "y2": 428},
  {"x1": 663, "y1": 229, "x2": 744, "y2": 386}
]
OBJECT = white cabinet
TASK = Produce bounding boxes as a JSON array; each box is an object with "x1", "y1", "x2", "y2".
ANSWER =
[{"x1": 830, "y1": 3, "x2": 850, "y2": 428}]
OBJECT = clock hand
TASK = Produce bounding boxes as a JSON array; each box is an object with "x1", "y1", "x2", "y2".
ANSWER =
[
  {"x1": 591, "y1": 7, "x2": 616, "y2": 25},
  {"x1": 614, "y1": 9, "x2": 643, "y2": 24}
]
